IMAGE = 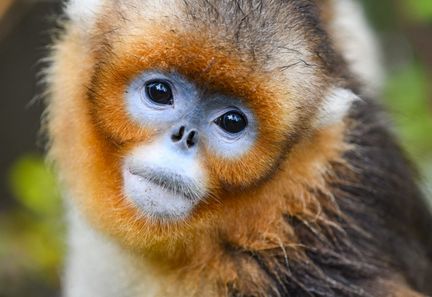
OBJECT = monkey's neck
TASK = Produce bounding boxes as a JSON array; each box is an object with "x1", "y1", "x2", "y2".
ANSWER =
[{"x1": 63, "y1": 191, "x2": 424, "y2": 297}]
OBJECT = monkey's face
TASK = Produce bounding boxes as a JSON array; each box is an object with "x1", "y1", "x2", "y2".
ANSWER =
[
  {"x1": 121, "y1": 71, "x2": 259, "y2": 220},
  {"x1": 91, "y1": 35, "x2": 302, "y2": 222},
  {"x1": 53, "y1": 1, "x2": 358, "y2": 250}
]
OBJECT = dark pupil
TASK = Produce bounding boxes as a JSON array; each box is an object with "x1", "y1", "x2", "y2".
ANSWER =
[
  {"x1": 146, "y1": 81, "x2": 173, "y2": 105},
  {"x1": 216, "y1": 111, "x2": 248, "y2": 134}
]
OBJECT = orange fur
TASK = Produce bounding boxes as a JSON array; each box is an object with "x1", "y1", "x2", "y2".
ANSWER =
[{"x1": 47, "y1": 20, "x2": 338, "y2": 259}]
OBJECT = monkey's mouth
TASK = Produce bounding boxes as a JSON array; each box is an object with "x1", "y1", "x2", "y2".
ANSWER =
[
  {"x1": 128, "y1": 167, "x2": 205, "y2": 201},
  {"x1": 122, "y1": 167, "x2": 203, "y2": 220}
]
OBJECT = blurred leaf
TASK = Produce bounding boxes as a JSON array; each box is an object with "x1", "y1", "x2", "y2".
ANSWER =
[
  {"x1": 402, "y1": 0, "x2": 432, "y2": 22},
  {"x1": 2, "y1": 154, "x2": 64, "y2": 288},
  {"x1": 8, "y1": 154, "x2": 60, "y2": 216},
  {"x1": 385, "y1": 61, "x2": 432, "y2": 161}
]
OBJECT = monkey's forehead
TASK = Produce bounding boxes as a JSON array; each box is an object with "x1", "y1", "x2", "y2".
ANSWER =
[{"x1": 87, "y1": 0, "x2": 338, "y2": 76}]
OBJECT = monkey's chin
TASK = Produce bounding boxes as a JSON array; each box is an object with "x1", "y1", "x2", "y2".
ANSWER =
[{"x1": 122, "y1": 169, "x2": 197, "y2": 222}]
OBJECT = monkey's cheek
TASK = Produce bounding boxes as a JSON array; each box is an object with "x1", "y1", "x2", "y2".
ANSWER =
[{"x1": 122, "y1": 170, "x2": 197, "y2": 221}]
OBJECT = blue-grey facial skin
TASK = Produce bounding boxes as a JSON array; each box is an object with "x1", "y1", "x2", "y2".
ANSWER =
[
  {"x1": 125, "y1": 70, "x2": 258, "y2": 159},
  {"x1": 123, "y1": 70, "x2": 258, "y2": 221}
]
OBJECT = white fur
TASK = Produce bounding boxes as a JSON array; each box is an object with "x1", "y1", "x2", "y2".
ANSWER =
[
  {"x1": 66, "y1": 0, "x2": 103, "y2": 29},
  {"x1": 64, "y1": 204, "x2": 159, "y2": 297},
  {"x1": 329, "y1": 0, "x2": 384, "y2": 97},
  {"x1": 123, "y1": 169, "x2": 196, "y2": 220},
  {"x1": 316, "y1": 87, "x2": 360, "y2": 127}
]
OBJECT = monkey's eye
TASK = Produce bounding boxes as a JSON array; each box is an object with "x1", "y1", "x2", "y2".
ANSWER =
[
  {"x1": 145, "y1": 80, "x2": 173, "y2": 105},
  {"x1": 214, "y1": 110, "x2": 248, "y2": 134}
]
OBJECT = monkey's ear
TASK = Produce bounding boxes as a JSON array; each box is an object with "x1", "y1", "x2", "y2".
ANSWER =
[
  {"x1": 66, "y1": 0, "x2": 103, "y2": 29},
  {"x1": 315, "y1": 87, "x2": 360, "y2": 127}
]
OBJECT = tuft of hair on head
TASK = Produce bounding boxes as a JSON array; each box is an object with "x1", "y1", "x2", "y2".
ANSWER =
[
  {"x1": 66, "y1": 0, "x2": 104, "y2": 30},
  {"x1": 315, "y1": 87, "x2": 360, "y2": 128}
]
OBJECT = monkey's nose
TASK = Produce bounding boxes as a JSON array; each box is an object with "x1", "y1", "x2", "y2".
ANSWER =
[{"x1": 171, "y1": 125, "x2": 199, "y2": 149}]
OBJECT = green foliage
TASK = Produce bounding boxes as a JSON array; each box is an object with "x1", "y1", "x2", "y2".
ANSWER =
[
  {"x1": 362, "y1": 0, "x2": 396, "y2": 30},
  {"x1": 404, "y1": 0, "x2": 432, "y2": 22},
  {"x1": 384, "y1": 62, "x2": 432, "y2": 162},
  {"x1": 8, "y1": 154, "x2": 60, "y2": 216},
  {"x1": 1, "y1": 154, "x2": 63, "y2": 289}
]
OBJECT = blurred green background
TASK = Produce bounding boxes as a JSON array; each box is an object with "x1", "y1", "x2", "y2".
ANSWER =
[{"x1": 0, "y1": 1, "x2": 431, "y2": 296}]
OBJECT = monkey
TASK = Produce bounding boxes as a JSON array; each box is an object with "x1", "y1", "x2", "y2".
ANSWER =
[{"x1": 44, "y1": 0, "x2": 432, "y2": 296}]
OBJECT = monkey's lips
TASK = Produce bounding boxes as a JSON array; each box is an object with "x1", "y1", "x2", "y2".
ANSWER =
[
  {"x1": 129, "y1": 167, "x2": 205, "y2": 201},
  {"x1": 122, "y1": 167, "x2": 205, "y2": 221}
]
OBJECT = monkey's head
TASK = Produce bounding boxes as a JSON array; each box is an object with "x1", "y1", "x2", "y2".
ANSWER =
[{"x1": 49, "y1": 0, "x2": 361, "y2": 254}]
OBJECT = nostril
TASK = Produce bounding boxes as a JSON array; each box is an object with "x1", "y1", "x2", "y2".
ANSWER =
[
  {"x1": 171, "y1": 126, "x2": 185, "y2": 142},
  {"x1": 186, "y1": 131, "x2": 198, "y2": 148}
]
